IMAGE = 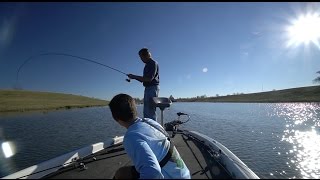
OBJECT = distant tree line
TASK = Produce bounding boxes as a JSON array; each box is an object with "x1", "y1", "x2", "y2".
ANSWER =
[
  {"x1": 134, "y1": 98, "x2": 143, "y2": 104},
  {"x1": 314, "y1": 71, "x2": 320, "y2": 84}
]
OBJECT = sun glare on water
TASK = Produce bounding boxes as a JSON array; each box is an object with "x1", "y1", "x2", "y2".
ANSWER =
[{"x1": 270, "y1": 103, "x2": 320, "y2": 179}]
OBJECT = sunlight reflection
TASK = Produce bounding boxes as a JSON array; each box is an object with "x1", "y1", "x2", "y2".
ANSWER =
[
  {"x1": 1, "y1": 141, "x2": 15, "y2": 158},
  {"x1": 270, "y1": 103, "x2": 320, "y2": 179}
]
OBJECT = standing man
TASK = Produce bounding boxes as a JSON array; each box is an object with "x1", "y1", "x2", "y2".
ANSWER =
[{"x1": 127, "y1": 48, "x2": 160, "y2": 122}]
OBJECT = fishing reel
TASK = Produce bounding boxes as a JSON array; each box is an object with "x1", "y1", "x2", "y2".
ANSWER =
[{"x1": 125, "y1": 74, "x2": 132, "y2": 82}]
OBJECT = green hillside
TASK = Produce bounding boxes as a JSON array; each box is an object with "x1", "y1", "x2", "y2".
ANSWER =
[
  {"x1": 0, "y1": 89, "x2": 108, "y2": 112},
  {"x1": 177, "y1": 86, "x2": 320, "y2": 103},
  {"x1": 1, "y1": 85, "x2": 319, "y2": 113}
]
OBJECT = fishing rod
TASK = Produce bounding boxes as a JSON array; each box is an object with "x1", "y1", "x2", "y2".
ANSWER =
[{"x1": 15, "y1": 52, "x2": 131, "y2": 88}]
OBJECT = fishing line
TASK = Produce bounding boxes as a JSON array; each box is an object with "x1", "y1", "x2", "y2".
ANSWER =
[{"x1": 15, "y1": 52, "x2": 131, "y2": 88}]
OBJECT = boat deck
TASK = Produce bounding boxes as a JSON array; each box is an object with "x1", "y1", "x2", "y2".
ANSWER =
[{"x1": 45, "y1": 133, "x2": 231, "y2": 179}]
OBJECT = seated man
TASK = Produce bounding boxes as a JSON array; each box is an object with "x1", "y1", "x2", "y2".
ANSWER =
[{"x1": 109, "y1": 93, "x2": 190, "y2": 179}]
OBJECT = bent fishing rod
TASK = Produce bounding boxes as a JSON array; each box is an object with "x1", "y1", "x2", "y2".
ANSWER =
[{"x1": 15, "y1": 52, "x2": 131, "y2": 87}]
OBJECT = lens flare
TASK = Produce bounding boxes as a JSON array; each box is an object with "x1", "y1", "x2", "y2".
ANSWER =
[{"x1": 1, "y1": 141, "x2": 15, "y2": 158}]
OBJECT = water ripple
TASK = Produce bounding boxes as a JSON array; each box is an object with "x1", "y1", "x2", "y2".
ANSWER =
[{"x1": 269, "y1": 103, "x2": 320, "y2": 179}]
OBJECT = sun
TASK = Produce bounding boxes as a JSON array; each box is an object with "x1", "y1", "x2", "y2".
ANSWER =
[{"x1": 286, "y1": 13, "x2": 320, "y2": 48}]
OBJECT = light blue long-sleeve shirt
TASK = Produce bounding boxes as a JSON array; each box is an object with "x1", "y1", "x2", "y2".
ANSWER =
[{"x1": 123, "y1": 117, "x2": 191, "y2": 179}]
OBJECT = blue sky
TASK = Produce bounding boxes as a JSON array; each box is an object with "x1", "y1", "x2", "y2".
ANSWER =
[{"x1": 1, "y1": 2, "x2": 320, "y2": 100}]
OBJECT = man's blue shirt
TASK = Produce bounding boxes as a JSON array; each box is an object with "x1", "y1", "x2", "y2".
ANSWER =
[
  {"x1": 143, "y1": 58, "x2": 159, "y2": 87},
  {"x1": 123, "y1": 118, "x2": 190, "y2": 179}
]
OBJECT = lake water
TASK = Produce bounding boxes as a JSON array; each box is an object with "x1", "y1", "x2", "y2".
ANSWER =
[{"x1": 0, "y1": 102, "x2": 319, "y2": 179}]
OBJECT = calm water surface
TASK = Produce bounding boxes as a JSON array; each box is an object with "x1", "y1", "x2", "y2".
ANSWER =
[{"x1": 0, "y1": 102, "x2": 319, "y2": 179}]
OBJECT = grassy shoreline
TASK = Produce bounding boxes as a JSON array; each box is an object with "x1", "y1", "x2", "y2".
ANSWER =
[
  {"x1": 1, "y1": 85, "x2": 319, "y2": 114},
  {"x1": 0, "y1": 89, "x2": 108, "y2": 113},
  {"x1": 176, "y1": 85, "x2": 320, "y2": 103}
]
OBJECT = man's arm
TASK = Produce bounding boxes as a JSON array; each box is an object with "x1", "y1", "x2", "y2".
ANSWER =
[
  {"x1": 127, "y1": 74, "x2": 152, "y2": 83},
  {"x1": 127, "y1": 60, "x2": 157, "y2": 83},
  {"x1": 124, "y1": 135, "x2": 163, "y2": 179}
]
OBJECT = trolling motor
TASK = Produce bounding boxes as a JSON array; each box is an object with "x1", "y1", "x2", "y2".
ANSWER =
[{"x1": 164, "y1": 112, "x2": 190, "y2": 138}]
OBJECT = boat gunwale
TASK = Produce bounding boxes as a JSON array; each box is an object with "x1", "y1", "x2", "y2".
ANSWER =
[{"x1": 1, "y1": 136, "x2": 124, "y2": 179}]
